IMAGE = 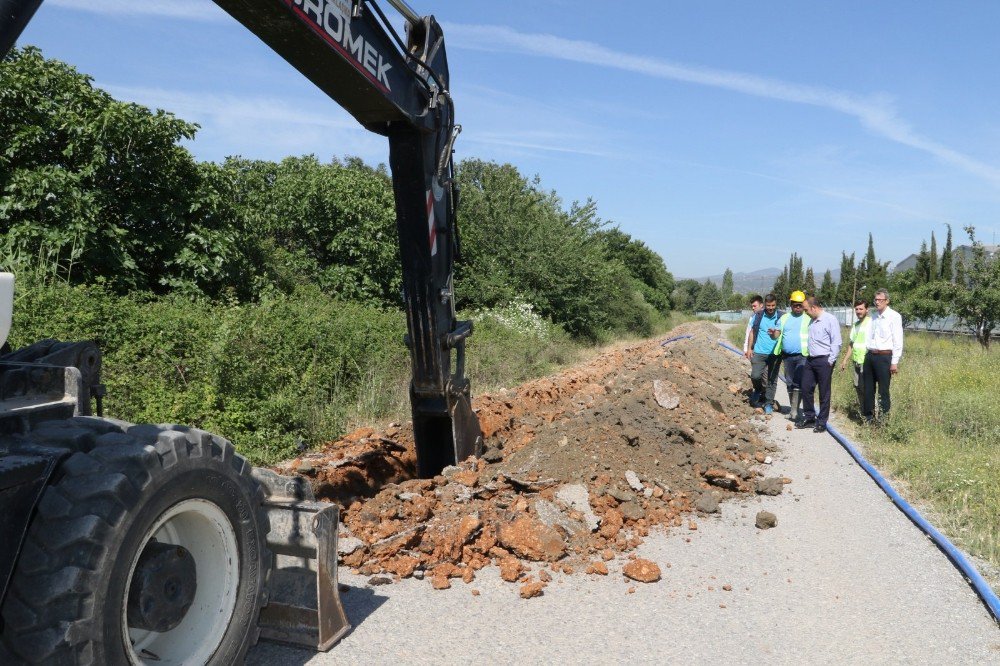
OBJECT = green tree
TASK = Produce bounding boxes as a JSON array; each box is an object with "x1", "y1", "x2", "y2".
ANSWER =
[
  {"x1": 721, "y1": 268, "x2": 734, "y2": 300},
  {"x1": 671, "y1": 279, "x2": 702, "y2": 312},
  {"x1": 803, "y1": 267, "x2": 817, "y2": 296},
  {"x1": 915, "y1": 240, "x2": 932, "y2": 284},
  {"x1": 857, "y1": 233, "x2": 889, "y2": 303},
  {"x1": 455, "y1": 160, "x2": 640, "y2": 339},
  {"x1": 940, "y1": 223, "x2": 954, "y2": 282},
  {"x1": 694, "y1": 279, "x2": 724, "y2": 312},
  {"x1": 0, "y1": 47, "x2": 238, "y2": 295},
  {"x1": 819, "y1": 270, "x2": 836, "y2": 304},
  {"x1": 595, "y1": 227, "x2": 674, "y2": 313},
  {"x1": 835, "y1": 252, "x2": 857, "y2": 305},
  {"x1": 772, "y1": 267, "x2": 789, "y2": 303},
  {"x1": 950, "y1": 226, "x2": 1000, "y2": 349},
  {"x1": 929, "y1": 231, "x2": 938, "y2": 282},
  {"x1": 218, "y1": 155, "x2": 400, "y2": 305}
]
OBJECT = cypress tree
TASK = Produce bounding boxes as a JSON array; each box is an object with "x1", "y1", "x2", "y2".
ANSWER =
[
  {"x1": 940, "y1": 223, "x2": 954, "y2": 282},
  {"x1": 929, "y1": 231, "x2": 938, "y2": 281}
]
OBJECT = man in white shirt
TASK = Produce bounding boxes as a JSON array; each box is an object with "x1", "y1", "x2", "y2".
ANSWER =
[
  {"x1": 743, "y1": 295, "x2": 764, "y2": 359},
  {"x1": 862, "y1": 288, "x2": 904, "y2": 423}
]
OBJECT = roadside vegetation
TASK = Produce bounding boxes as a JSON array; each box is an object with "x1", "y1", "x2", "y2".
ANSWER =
[{"x1": 1, "y1": 48, "x2": 681, "y2": 464}]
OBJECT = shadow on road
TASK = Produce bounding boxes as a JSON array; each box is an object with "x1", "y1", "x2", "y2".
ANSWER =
[{"x1": 253, "y1": 584, "x2": 389, "y2": 664}]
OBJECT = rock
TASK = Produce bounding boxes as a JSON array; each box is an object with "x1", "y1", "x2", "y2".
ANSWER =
[
  {"x1": 431, "y1": 576, "x2": 451, "y2": 590},
  {"x1": 499, "y1": 516, "x2": 566, "y2": 562},
  {"x1": 619, "y1": 500, "x2": 645, "y2": 521},
  {"x1": 452, "y1": 469, "x2": 480, "y2": 487},
  {"x1": 622, "y1": 559, "x2": 661, "y2": 583},
  {"x1": 755, "y1": 511, "x2": 777, "y2": 529},
  {"x1": 482, "y1": 446, "x2": 503, "y2": 463},
  {"x1": 756, "y1": 478, "x2": 784, "y2": 496},
  {"x1": 607, "y1": 487, "x2": 637, "y2": 503},
  {"x1": 499, "y1": 558, "x2": 523, "y2": 582},
  {"x1": 441, "y1": 465, "x2": 461, "y2": 479},
  {"x1": 652, "y1": 379, "x2": 680, "y2": 409},
  {"x1": 695, "y1": 493, "x2": 720, "y2": 514},
  {"x1": 643, "y1": 488, "x2": 654, "y2": 499},
  {"x1": 586, "y1": 561, "x2": 609, "y2": 576},
  {"x1": 598, "y1": 509, "x2": 624, "y2": 540},
  {"x1": 458, "y1": 513, "x2": 483, "y2": 542},
  {"x1": 534, "y1": 498, "x2": 586, "y2": 536},
  {"x1": 412, "y1": 569, "x2": 425, "y2": 580},
  {"x1": 338, "y1": 536, "x2": 364, "y2": 556},
  {"x1": 555, "y1": 484, "x2": 601, "y2": 532},
  {"x1": 382, "y1": 555, "x2": 419, "y2": 578},
  {"x1": 368, "y1": 576, "x2": 392, "y2": 586},
  {"x1": 703, "y1": 468, "x2": 740, "y2": 490},
  {"x1": 624, "y1": 470, "x2": 644, "y2": 492},
  {"x1": 519, "y1": 581, "x2": 546, "y2": 599}
]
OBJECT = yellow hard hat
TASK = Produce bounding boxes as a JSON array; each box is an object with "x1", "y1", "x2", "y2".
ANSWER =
[{"x1": 789, "y1": 290, "x2": 806, "y2": 303}]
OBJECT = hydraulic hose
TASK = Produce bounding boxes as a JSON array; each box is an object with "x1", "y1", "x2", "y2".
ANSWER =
[{"x1": 714, "y1": 336, "x2": 1000, "y2": 624}]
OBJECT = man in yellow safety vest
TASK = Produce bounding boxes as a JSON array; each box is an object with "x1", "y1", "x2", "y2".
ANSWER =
[
  {"x1": 769, "y1": 290, "x2": 811, "y2": 421},
  {"x1": 839, "y1": 299, "x2": 871, "y2": 412}
]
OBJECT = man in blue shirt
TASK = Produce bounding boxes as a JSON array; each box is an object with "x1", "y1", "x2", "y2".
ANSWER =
[
  {"x1": 797, "y1": 296, "x2": 843, "y2": 433},
  {"x1": 772, "y1": 290, "x2": 811, "y2": 421},
  {"x1": 746, "y1": 294, "x2": 782, "y2": 414}
]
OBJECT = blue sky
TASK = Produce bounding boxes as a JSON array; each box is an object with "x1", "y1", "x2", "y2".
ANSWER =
[{"x1": 17, "y1": 0, "x2": 1000, "y2": 278}]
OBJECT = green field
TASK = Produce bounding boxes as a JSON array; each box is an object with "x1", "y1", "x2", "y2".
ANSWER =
[{"x1": 832, "y1": 332, "x2": 1000, "y2": 583}]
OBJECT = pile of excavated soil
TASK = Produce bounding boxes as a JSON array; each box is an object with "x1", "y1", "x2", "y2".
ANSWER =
[{"x1": 277, "y1": 322, "x2": 781, "y2": 594}]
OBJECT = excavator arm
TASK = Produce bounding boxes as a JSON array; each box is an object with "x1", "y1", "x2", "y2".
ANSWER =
[{"x1": 0, "y1": 0, "x2": 482, "y2": 477}]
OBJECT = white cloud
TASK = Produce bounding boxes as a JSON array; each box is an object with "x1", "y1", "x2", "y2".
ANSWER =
[
  {"x1": 103, "y1": 84, "x2": 386, "y2": 162},
  {"x1": 444, "y1": 23, "x2": 1000, "y2": 188},
  {"x1": 48, "y1": 0, "x2": 223, "y2": 21}
]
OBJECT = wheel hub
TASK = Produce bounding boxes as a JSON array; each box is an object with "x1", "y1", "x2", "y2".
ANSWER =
[{"x1": 126, "y1": 541, "x2": 197, "y2": 633}]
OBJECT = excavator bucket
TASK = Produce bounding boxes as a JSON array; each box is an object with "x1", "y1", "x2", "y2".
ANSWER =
[
  {"x1": 412, "y1": 388, "x2": 483, "y2": 478},
  {"x1": 253, "y1": 470, "x2": 351, "y2": 651}
]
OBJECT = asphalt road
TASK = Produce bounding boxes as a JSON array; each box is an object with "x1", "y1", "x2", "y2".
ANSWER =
[{"x1": 248, "y1": 373, "x2": 1000, "y2": 664}]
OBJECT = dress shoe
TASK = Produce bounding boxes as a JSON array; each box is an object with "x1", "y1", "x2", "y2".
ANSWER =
[
  {"x1": 812, "y1": 423, "x2": 827, "y2": 433},
  {"x1": 795, "y1": 418, "x2": 816, "y2": 429}
]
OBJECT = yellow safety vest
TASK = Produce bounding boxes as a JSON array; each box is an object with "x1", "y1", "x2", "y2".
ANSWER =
[
  {"x1": 774, "y1": 312, "x2": 811, "y2": 356},
  {"x1": 850, "y1": 317, "x2": 871, "y2": 364}
]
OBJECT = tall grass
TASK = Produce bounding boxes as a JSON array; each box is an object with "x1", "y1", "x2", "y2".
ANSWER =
[
  {"x1": 832, "y1": 332, "x2": 1000, "y2": 582},
  {"x1": 10, "y1": 279, "x2": 689, "y2": 465}
]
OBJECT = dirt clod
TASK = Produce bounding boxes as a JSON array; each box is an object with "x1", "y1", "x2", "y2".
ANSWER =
[
  {"x1": 520, "y1": 581, "x2": 546, "y2": 598},
  {"x1": 623, "y1": 558, "x2": 662, "y2": 583},
  {"x1": 755, "y1": 511, "x2": 778, "y2": 529}
]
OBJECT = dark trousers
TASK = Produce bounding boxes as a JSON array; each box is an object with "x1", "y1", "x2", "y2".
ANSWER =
[
  {"x1": 751, "y1": 352, "x2": 782, "y2": 404},
  {"x1": 782, "y1": 353, "x2": 807, "y2": 391},
  {"x1": 801, "y1": 355, "x2": 833, "y2": 425},
  {"x1": 863, "y1": 353, "x2": 892, "y2": 418}
]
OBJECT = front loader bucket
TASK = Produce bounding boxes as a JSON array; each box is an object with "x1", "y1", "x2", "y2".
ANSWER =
[
  {"x1": 253, "y1": 470, "x2": 350, "y2": 651},
  {"x1": 412, "y1": 390, "x2": 483, "y2": 478}
]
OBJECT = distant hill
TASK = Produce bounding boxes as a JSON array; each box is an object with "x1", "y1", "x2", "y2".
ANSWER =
[
  {"x1": 893, "y1": 244, "x2": 999, "y2": 273},
  {"x1": 685, "y1": 267, "x2": 841, "y2": 295}
]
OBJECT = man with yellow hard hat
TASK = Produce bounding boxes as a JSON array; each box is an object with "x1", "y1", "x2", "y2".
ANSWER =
[{"x1": 769, "y1": 290, "x2": 811, "y2": 421}]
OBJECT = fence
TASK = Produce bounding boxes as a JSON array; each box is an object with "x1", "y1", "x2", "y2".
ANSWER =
[{"x1": 700, "y1": 308, "x2": 990, "y2": 337}]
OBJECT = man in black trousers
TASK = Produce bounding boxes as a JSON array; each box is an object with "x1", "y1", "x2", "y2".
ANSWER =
[
  {"x1": 863, "y1": 288, "x2": 904, "y2": 423},
  {"x1": 797, "y1": 296, "x2": 842, "y2": 433}
]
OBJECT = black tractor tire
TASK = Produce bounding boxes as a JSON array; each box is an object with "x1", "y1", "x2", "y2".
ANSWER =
[{"x1": 0, "y1": 417, "x2": 270, "y2": 665}]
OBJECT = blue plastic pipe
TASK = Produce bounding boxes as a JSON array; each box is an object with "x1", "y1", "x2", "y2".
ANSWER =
[
  {"x1": 714, "y1": 336, "x2": 1000, "y2": 624},
  {"x1": 661, "y1": 334, "x2": 694, "y2": 346}
]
